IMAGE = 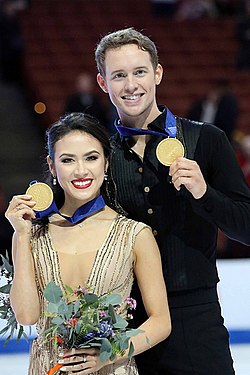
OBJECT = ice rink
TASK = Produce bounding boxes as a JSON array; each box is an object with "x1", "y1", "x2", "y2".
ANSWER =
[
  {"x1": 1, "y1": 260, "x2": 250, "y2": 373},
  {"x1": 0, "y1": 344, "x2": 249, "y2": 375}
]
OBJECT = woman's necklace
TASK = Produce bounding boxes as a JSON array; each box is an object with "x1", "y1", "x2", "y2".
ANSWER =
[
  {"x1": 50, "y1": 207, "x2": 105, "y2": 229},
  {"x1": 49, "y1": 215, "x2": 91, "y2": 229}
]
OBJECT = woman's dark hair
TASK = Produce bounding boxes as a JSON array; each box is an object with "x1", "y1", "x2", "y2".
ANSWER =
[
  {"x1": 47, "y1": 112, "x2": 111, "y2": 161},
  {"x1": 44, "y1": 112, "x2": 126, "y2": 215}
]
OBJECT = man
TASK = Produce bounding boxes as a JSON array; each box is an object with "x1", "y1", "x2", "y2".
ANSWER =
[{"x1": 95, "y1": 27, "x2": 250, "y2": 374}]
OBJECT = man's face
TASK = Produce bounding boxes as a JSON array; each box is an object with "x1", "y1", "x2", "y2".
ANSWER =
[{"x1": 97, "y1": 44, "x2": 163, "y2": 122}]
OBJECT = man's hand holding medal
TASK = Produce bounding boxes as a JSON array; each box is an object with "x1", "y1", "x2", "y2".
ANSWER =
[{"x1": 156, "y1": 138, "x2": 207, "y2": 199}]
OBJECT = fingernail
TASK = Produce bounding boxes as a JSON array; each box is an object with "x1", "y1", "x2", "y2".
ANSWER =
[{"x1": 58, "y1": 359, "x2": 64, "y2": 364}]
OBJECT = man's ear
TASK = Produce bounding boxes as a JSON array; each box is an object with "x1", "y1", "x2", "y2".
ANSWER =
[
  {"x1": 47, "y1": 155, "x2": 56, "y2": 176},
  {"x1": 97, "y1": 73, "x2": 108, "y2": 93},
  {"x1": 155, "y1": 64, "x2": 163, "y2": 86}
]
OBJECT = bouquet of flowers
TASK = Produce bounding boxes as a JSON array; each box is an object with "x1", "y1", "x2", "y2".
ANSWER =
[
  {"x1": 0, "y1": 254, "x2": 29, "y2": 345},
  {"x1": 0, "y1": 254, "x2": 143, "y2": 375},
  {"x1": 43, "y1": 281, "x2": 142, "y2": 374}
]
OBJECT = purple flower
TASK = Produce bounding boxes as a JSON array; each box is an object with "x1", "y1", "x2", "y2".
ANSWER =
[
  {"x1": 82, "y1": 331, "x2": 98, "y2": 342},
  {"x1": 124, "y1": 297, "x2": 137, "y2": 310},
  {"x1": 99, "y1": 310, "x2": 106, "y2": 318},
  {"x1": 74, "y1": 286, "x2": 90, "y2": 295},
  {"x1": 98, "y1": 321, "x2": 113, "y2": 338}
]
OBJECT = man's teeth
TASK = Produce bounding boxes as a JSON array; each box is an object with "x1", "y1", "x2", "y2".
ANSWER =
[
  {"x1": 73, "y1": 180, "x2": 90, "y2": 186},
  {"x1": 124, "y1": 95, "x2": 140, "y2": 100}
]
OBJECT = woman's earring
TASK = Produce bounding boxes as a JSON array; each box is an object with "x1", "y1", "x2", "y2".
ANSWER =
[
  {"x1": 52, "y1": 176, "x2": 57, "y2": 186},
  {"x1": 104, "y1": 171, "x2": 108, "y2": 181}
]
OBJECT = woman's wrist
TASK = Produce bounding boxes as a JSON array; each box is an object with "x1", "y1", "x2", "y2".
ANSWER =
[{"x1": 15, "y1": 230, "x2": 32, "y2": 241}]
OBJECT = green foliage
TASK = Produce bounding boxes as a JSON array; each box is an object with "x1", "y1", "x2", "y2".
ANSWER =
[
  {"x1": 0, "y1": 253, "x2": 144, "y2": 363},
  {"x1": 43, "y1": 281, "x2": 143, "y2": 363},
  {"x1": 44, "y1": 281, "x2": 63, "y2": 304},
  {"x1": 0, "y1": 254, "x2": 30, "y2": 346}
]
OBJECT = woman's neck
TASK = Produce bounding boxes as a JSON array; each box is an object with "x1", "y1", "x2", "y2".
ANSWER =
[{"x1": 58, "y1": 195, "x2": 105, "y2": 223}]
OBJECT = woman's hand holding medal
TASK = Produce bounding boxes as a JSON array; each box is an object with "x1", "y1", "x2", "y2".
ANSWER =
[
  {"x1": 5, "y1": 182, "x2": 53, "y2": 235},
  {"x1": 5, "y1": 194, "x2": 37, "y2": 235}
]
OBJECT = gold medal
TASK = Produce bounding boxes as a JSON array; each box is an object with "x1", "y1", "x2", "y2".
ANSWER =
[
  {"x1": 26, "y1": 182, "x2": 53, "y2": 211},
  {"x1": 156, "y1": 138, "x2": 184, "y2": 166}
]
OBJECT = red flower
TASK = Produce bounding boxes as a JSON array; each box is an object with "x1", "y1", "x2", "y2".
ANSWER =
[{"x1": 67, "y1": 318, "x2": 78, "y2": 328}]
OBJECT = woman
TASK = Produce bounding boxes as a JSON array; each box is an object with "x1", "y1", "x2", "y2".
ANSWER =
[{"x1": 5, "y1": 113, "x2": 171, "y2": 375}]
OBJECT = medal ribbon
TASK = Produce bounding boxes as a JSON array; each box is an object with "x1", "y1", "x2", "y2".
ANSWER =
[
  {"x1": 115, "y1": 107, "x2": 177, "y2": 138},
  {"x1": 34, "y1": 194, "x2": 106, "y2": 224}
]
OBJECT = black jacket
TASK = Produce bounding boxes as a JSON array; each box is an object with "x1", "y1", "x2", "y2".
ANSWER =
[{"x1": 109, "y1": 109, "x2": 250, "y2": 301}]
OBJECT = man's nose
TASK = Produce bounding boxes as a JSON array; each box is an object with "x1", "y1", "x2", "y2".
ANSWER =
[{"x1": 124, "y1": 75, "x2": 138, "y2": 92}]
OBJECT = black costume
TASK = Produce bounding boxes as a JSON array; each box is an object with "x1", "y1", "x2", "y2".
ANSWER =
[{"x1": 109, "y1": 108, "x2": 250, "y2": 374}]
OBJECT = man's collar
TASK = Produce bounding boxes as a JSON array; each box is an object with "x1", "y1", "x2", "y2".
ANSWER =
[
  {"x1": 115, "y1": 105, "x2": 168, "y2": 137},
  {"x1": 147, "y1": 106, "x2": 167, "y2": 132}
]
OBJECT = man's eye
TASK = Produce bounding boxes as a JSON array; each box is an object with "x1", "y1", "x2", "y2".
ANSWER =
[
  {"x1": 135, "y1": 70, "x2": 146, "y2": 76},
  {"x1": 113, "y1": 73, "x2": 125, "y2": 79}
]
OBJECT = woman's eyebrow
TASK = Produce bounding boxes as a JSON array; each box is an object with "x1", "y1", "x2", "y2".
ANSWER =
[{"x1": 58, "y1": 150, "x2": 100, "y2": 158}]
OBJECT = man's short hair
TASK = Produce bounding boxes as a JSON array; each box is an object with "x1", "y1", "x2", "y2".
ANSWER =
[{"x1": 95, "y1": 27, "x2": 159, "y2": 77}]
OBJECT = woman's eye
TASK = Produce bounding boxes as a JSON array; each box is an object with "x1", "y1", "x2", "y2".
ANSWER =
[
  {"x1": 86, "y1": 155, "x2": 98, "y2": 161},
  {"x1": 61, "y1": 158, "x2": 73, "y2": 163}
]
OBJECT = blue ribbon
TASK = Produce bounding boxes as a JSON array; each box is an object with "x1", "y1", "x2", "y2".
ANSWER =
[
  {"x1": 34, "y1": 194, "x2": 106, "y2": 224},
  {"x1": 115, "y1": 107, "x2": 176, "y2": 138}
]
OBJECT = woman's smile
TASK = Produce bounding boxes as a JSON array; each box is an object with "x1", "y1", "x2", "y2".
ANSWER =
[
  {"x1": 48, "y1": 130, "x2": 107, "y2": 209},
  {"x1": 71, "y1": 178, "x2": 92, "y2": 189}
]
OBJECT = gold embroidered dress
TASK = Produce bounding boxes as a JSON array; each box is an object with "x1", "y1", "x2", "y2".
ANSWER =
[{"x1": 28, "y1": 214, "x2": 147, "y2": 375}]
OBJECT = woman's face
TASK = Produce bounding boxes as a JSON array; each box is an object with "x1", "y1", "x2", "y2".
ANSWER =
[{"x1": 48, "y1": 130, "x2": 107, "y2": 209}]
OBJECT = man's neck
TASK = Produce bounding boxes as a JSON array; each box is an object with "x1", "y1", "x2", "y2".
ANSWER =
[{"x1": 119, "y1": 107, "x2": 162, "y2": 129}]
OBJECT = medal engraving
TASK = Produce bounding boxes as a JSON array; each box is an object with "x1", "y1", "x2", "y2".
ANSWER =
[
  {"x1": 156, "y1": 138, "x2": 184, "y2": 166},
  {"x1": 26, "y1": 182, "x2": 53, "y2": 211}
]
